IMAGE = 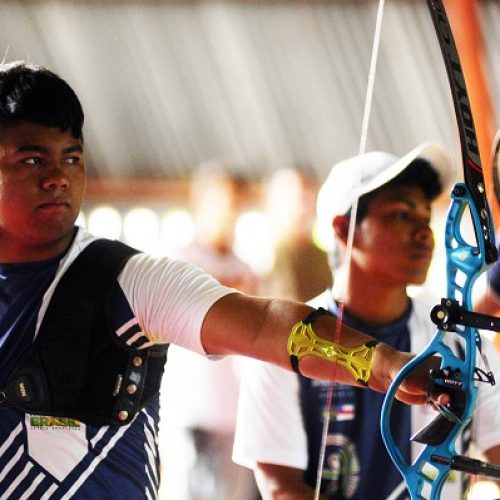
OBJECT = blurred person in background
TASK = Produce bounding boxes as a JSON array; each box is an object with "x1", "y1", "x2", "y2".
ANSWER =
[
  {"x1": 261, "y1": 167, "x2": 331, "y2": 302},
  {"x1": 160, "y1": 162, "x2": 259, "y2": 500},
  {"x1": 233, "y1": 144, "x2": 500, "y2": 499}
]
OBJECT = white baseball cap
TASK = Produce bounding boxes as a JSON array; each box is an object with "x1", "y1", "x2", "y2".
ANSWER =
[{"x1": 317, "y1": 142, "x2": 457, "y2": 242}]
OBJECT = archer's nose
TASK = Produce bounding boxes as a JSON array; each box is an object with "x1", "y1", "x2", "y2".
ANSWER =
[
  {"x1": 42, "y1": 168, "x2": 70, "y2": 191},
  {"x1": 414, "y1": 225, "x2": 434, "y2": 246}
]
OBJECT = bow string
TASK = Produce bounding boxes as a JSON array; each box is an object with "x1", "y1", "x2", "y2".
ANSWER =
[{"x1": 313, "y1": 1, "x2": 386, "y2": 498}]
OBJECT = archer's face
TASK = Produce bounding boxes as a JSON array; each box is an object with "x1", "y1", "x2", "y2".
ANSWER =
[
  {"x1": 0, "y1": 121, "x2": 86, "y2": 262},
  {"x1": 352, "y1": 185, "x2": 434, "y2": 286}
]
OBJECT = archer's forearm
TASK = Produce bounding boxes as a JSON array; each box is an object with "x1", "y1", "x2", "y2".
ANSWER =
[
  {"x1": 201, "y1": 293, "x2": 425, "y2": 401},
  {"x1": 202, "y1": 293, "x2": 380, "y2": 372}
]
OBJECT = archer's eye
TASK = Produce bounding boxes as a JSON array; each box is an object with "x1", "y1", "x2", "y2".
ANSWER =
[
  {"x1": 62, "y1": 156, "x2": 82, "y2": 165},
  {"x1": 392, "y1": 210, "x2": 411, "y2": 221},
  {"x1": 22, "y1": 157, "x2": 43, "y2": 165}
]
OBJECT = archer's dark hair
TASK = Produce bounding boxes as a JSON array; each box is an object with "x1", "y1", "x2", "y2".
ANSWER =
[
  {"x1": 0, "y1": 61, "x2": 84, "y2": 139},
  {"x1": 349, "y1": 159, "x2": 441, "y2": 224}
]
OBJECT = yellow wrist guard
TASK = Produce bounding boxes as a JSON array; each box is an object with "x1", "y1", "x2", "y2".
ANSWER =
[{"x1": 287, "y1": 307, "x2": 379, "y2": 385}]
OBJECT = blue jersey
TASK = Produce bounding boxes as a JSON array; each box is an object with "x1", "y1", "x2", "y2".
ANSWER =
[
  {"x1": 299, "y1": 300, "x2": 411, "y2": 500},
  {"x1": 0, "y1": 256, "x2": 60, "y2": 384},
  {"x1": 0, "y1": 253, "x2": 161, "y2": 499}
]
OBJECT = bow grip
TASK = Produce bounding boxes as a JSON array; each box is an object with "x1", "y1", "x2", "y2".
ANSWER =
[{"x1": 411, "y1": 368, "x2": 466, "y2": 446}]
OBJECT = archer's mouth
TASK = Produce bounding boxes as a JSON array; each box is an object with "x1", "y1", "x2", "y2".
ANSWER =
[
  {"x1": 37, "y1": 201, "x2": 71, "y2": 213},
  {"x1": 410, "y1": 250, "x2": 433, "y2": 261}
]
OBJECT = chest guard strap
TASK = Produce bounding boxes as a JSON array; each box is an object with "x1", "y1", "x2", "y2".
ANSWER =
[{"x1": 0, "y1": 239, "x2": 168, "y2": 426}]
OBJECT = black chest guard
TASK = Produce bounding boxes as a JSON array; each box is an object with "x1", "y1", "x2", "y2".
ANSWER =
[{"x1": 0, "y1": 239, "x2": 168, "y2": 426}]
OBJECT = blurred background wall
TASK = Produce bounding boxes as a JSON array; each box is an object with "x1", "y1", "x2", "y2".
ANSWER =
[{"x1": 1, "y1": 0, "x2": 498, "y2": 181}]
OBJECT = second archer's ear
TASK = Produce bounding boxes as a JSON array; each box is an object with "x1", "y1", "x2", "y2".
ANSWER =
[{"x1": 332, "y1": 215, "x2": 350, "y2": 244}]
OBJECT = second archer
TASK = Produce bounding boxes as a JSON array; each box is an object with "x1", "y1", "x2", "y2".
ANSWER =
[{"x1": 233, "y1": 143, "x2": 500, "y2": 499}]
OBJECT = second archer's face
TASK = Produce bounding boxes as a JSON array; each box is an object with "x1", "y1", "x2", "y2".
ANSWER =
[
  {"x1": 351, "y1": 185, "x2": 434, "y2": 286},
  {"x1": 0, "y1": 121, "x2": 86, "y2": 262}
]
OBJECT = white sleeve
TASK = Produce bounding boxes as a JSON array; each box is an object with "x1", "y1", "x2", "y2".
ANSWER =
[
  {"x1": 474, "y1": 335, "x2": 500, "y2": 453},
  {"x1": 118, "y1": 253, "x2": 235, "y2": 354},
  {"x1": 232, "y1": 358, "x2": 308, "y2": 470}
]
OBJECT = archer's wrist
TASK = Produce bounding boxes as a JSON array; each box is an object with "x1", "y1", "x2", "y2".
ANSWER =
[{"x1": 368, "y1": 343, "x2": 405, "y2": 393}]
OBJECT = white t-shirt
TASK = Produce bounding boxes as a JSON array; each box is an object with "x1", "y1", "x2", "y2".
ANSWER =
[
  {"x1": 37, "y1": 228, "x2": 233, "y2": 352},
  {"x1": 233, "y1": 291, "x2": 500, "y2": 498}
]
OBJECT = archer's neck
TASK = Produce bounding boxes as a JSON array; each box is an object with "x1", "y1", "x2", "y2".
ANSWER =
[{"x1": 332, "y1": 267, "x2": 410, "y2": 326}]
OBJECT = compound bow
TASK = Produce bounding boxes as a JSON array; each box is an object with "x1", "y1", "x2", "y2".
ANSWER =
[{"x1": 380, "y1": 1, "x2": 500, "y2": 498}]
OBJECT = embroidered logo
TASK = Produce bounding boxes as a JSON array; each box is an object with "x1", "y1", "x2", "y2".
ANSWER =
[{"x1": 29, "y1": 415, "x2": 82, "y2": 429}]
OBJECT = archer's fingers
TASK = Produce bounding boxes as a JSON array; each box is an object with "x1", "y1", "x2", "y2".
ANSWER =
[
  {"x1": 395, "y1": 389, "x2": 451, "y2": 407},
  {"x1": 395, "y1": 390, "x2": 427, "y2": 406}
]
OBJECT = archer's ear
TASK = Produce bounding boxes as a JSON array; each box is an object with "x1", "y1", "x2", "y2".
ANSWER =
[{"x1": 332, "y1": 215, "x2": 350, "y2": 244}]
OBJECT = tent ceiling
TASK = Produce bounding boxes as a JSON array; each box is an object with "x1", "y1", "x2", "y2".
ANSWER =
[{"x1": 1, "y1": 0, "x2": 499, "y2": 182}]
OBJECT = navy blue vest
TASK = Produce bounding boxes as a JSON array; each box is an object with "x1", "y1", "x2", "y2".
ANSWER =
[{"x1": 0, "y1": 239, "x2": 168, "y2": 426}]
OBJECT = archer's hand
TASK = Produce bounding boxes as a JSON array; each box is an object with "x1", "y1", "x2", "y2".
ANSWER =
[{"x1": 370, "y1": 345, "x2": 448, "y2": 406}]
